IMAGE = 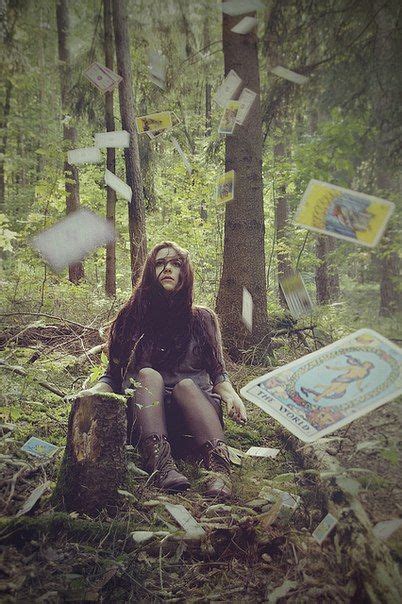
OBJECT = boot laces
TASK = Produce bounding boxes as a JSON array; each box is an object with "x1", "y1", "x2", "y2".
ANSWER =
[
  {"x1": 205, "y1": 440, "x2": 230, "y2": 474},
  {"x1": 151, "y1": 436, "x2": 177, "y2": 478}
]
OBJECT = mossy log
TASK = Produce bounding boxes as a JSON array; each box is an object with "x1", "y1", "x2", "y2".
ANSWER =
[{"x1": 53, "y1": 393, "x2": 127, "y2": 516}]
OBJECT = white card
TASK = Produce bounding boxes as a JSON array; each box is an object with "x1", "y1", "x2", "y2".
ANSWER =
[
  {"x1": 246, "y1": 446, "x2": 280, "y2": 458},
  {"x1": 84, "y1": 62, "x2": 121, "y2": 92},
  {"x1": 171, "y1": 137, "x2": 192, "y2": 174},
  {"x1": 104, "y1": 169, "x2": 132, "y2": 201},
  {"x1": 312, "y1": 513, "x2": 338, "y2": 545},
  {"x1": 148, "y1": 50, "x2": 167, "y2": 83},
  {"x1": 31, "y1": 208, "x2": 116, "y2": 272},
  {"x1": 242, "y1": 287, "x2": 253, "y2": 332},
  {"x1": 214, "y1": 69, "x2": 242, "y2": 108},
  {"x1": 236, "y1": 88, "x2": 257, "y2": 124},
  {"x1": 231, "y1": 16, "x2": 258, "y2": 34},
  {"x1": 270, "y1": 65, "x2": 308, "y2": 85},
  {"x1": 164, "y1": 503, "x2": 205, "y2": 538},
  {"x1": 67, "y1": 147, "x2": 102, "y2": 165},
  {"x1": 221, "y1": 0, "x2": 264, "y2": 16},
  {"x1": 94, "y1": 130, "x2": 130, "y2": 148}
]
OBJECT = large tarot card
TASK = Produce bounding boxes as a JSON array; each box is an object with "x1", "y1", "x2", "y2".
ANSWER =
[
  {"x1": 294, "y1": 180, "x2": 394, "y2": 247},
  {"x1": 240, "y1": 329, "x2": 402, "y2": 442}
]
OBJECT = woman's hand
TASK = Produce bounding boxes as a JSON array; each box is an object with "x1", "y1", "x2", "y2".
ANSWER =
[{"x1": 223, "y1": 393, "x2": 247, "y2": 424}]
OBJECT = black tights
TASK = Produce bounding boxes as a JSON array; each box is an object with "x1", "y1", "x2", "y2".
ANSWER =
[{"x1": 127, "y1": 368, "x2": 225, "y2": 451}]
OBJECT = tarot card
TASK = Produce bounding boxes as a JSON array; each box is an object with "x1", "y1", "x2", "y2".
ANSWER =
[
  {"x1": 218, "y1": 100, "x2": 240, "y2": 135},
  {"x1": 216, "y1": 170, "x2": 235, "y2": 204},
  {"x1": 171, "y1": 137, "x2": 192, "y2": 174},
  {"x1": 270, "y1": 65, "x2": 308, "y2": 85},
  {"x1": 84, "y1": 62, "x2": 122, "y2": 93},
  {"x1": 148, "y1": 50, "x2": 167, "y2": 88},
  {"x1": 67, "y1": 147, "x2": 102, "y2": 165},
  {"x1": 240, "y1": 329, "x2": 402, "y2": 443},
  {"x1": 214, "y1": 70, "x2": 242, "y2": 108},
  {"x1": 94, "y1": 130, "x2": 130, "y2": 148},
  {"x1": 136, "y1": 111, "x2": 172, "y2": 134},
  {"x1": 279, "y1": 272, "x2": 314, "y2": 319},
  {"x1": 259, "y1": 486, "x2": 300, "y2": 510},
  {"x1": 242, "y1": 286, "x2": 253, "y2": 331},
  {"x1": 21, "y1": 436, "x2": 58, "y2": 458},
  {"x1": 294, "y1": 179, "x2": 395, "y2": 247},
  {"x1": 231, "y1": 16, "x2": 258, "y2": 34},
  {"x1": 312, "y1": 513, "x2": 338, "y2": 544},
  {"x1": 31, "y1": 207, "x2": 117, "y2": 273},
  {"x1": 221, "y1": 0, "x2": 264, "y2": 17},
  {"x1": 246, "y1": 446, "x2": 280, "y2": 458},
  {"x1": 164, "y1": 503, "x2": 205, "y2": 538},
  {"x1": 236, "y1": 88, "x2": 257, "y2": 124},
  {"x1": 104, "y1": 169, "x2": 132, "y2": 201}
]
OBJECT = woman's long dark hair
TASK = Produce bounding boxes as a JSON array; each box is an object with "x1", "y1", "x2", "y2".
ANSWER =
[{"x1": 107, "y1": 241, "x2": 224, "y2": 383}]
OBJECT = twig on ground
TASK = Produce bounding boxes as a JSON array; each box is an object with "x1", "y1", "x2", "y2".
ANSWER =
[{"x1": 0, "y1": 359, "x2": 66, "y2": 398}]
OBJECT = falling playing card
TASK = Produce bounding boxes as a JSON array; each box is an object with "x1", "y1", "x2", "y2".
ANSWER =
[
  {"x1": 270, "y1": 65, "x2": 308, "y2": 85},
  {"x1": 236, "y1": 88, "x2": 257, "y2": 124},
  {"x1": 312, "y1": 513, "x2": 338, "y2": 544},
  {"x1": 231, "y1": 16, "x2": 258, "y2": 34},
  {"x1": 84, "y1": 62, "x2": 122, "y2": 93},
  {"x1": 242, "y1": 287, "x2": 253, "y2": 331},
  {"x1": 171, "y1": 137, "x2": 192, "y2": 174},
  {"x1": 221, "y1": 0, "x2": 264, "y2": 17},
  {"x1": 218, "y1": 100, "x2": 240, "y2": 135},
  {"x1": 214, "y1": 70, "x2": 242, "y2": 108},
  {"x1": 67, "y1": 147, "x2": 102, "y2": 165},
  {"x1": 136, "y1": 111, "x2": 172, "y2": 134},
  {"x1": 279, "y1": 272, "x2": 314, "y2": 319},
  {"x1": 148, "y1": 50, "x2": 167, "y2": 89},
  {"x1": 31, "y1": 207, "x2": 116, "y2": 272},
  {"x1": 216, "y1": 170, "x2": 235, "y2": 204},
  {"x1": 94, "y1": 130, "x2": 130, "y2": 148},
  {"x1": 104, "y1": 169, "x2": 132, "y2": 201}
]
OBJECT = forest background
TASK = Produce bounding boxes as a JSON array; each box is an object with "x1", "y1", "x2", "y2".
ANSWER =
[{"x1": 0, "y1": 0, "x2": 401, "y2": 601}]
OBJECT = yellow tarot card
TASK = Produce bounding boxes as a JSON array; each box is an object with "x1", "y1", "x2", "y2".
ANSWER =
[
  {"x1": 136, "y1": 111, "x2": 172, "y2": 134},
  {"x1": 294, "y1": 179, "x2": 394, "y2": 247},
  {"x1": 216, "y1": 170, "x2": 235, "y2": 203}
]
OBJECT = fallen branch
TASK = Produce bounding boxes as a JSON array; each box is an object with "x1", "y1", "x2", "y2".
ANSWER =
[
  {"x1": 0, "y1": 359, "x2": 66, "y2": 398},
  {"x1": 0, "y1": 312, "x2": 100, "y2": 332}
]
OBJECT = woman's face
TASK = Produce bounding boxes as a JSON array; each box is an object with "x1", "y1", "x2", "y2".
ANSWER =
[{"x1": 155, "y1": 247, "x2": 183, "y2": 292}]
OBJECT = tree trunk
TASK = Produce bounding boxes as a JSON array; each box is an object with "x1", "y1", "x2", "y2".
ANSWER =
[
  {"x1": 273, "y1": 141, "x2": 292, "y2": 307},
  {"x1": 0, "y1": 79, "x2": 12, "y2": 211},
  {"x1": 103, "y1": 0, "x2": 117, "y2": 297},
  {"x1": 138, "y1": 99, "x2": 156, "y2": 211},
  {"x1": 56, "y1": 0, "x2": 84, "y2": 284},
  {"x1": 53, "y1": 394, "x2": 127, "y2": 516},
  {"x1": 203, "y1": 14, "x2": 212, "y2": 137},
  {"x1": 112, "y1": 0, "x2": 147, "y2": 285},
  {"x1": 315, "y1": 237, "x2": 340, "y2": 304},
  {"x1": 216, "y1": 10, "x2": 269, "y2": 358}
]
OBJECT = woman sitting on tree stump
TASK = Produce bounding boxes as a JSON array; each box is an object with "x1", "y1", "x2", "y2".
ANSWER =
[{"x1": 85, "y1": 241, "x2": 247, "y2": 498}]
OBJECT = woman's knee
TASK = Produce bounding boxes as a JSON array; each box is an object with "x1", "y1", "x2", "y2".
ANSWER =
[
  {"x1": 137, "y1": 367, "x2": 163, "y2": 386},
  {"x1": 172, "y1": 378, "x2": 198, "y2": 398}
]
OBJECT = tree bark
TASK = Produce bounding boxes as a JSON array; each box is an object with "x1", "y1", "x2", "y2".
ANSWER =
[
  {"x1": 216, "y1": 10, "x2": 269, "y2": 358},
  {"x1": 53, "y1": 393, "x2": 127, "y2": 516},
  {"x1": 56, "y1": 0, "x2": 84, "y2": 284},
  {"x1": 112, "y1": 0, "x2": 147, "y2": 285},
  {"x1": 273, "y1": 141, "x2": 292, "y2": 307},
  {"x1": 103, "y1": 0, "x2": 117, "y2": 297},
  {"x1": 0, "y1": 79, "x2": 12, "y2": 211},
  {"x1": 315, "y1": 236, "x2": 340, "y2": 304}
]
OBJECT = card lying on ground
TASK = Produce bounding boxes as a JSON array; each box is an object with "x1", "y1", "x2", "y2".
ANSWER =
[
  {"x1": 216, "y1": 170, "x2": 235, "y2": 203},
  {"x1": 214, "y1": 69, "x2": 242, "y2": 108},
  {"x1": 240, "y1": 329, "x2": 402, "y2": 442},
  {"x1": 231, "y1": 16, "x2": 258, "y2": 34},
  {"x1": 221, "y1": 0, "x2": 264, "y2": 16},
  {"x1": 236, "y1": 88, "x2": 257, "y2": 124},
  {"x1": 242, "y1": 287, "x2": 253, "y2": 332},
  {"x1": 136, "y1": 111, "x2": 172, "y2": 134},
  {"x1": 84, "y1": 62, "x2": 122, "y2": 93},
  {"x1": 104, "y1": 169, "x2": 132, "y2": 201},
  {"x1": 67, "y1": 147, "x2": 102, "y2": 165},
  {"x1": 279, "y1": 272, "x2": 314, "y2": 319},
  {"x1": 246, "y1": 446, "x2": 280, "y2": 458},
  {"x1": 21, "y1": 436, "x2": 58, "y2": 458},
  {"x1": 270, "y1": 65, "x2": 308, "y2": 85},
  {"x1": 312, "y1": 513, "x2": 338, "y2": 544},
  {"x1": 164, "y1": 503, "x2": 205, "y2": 538},
  {"x1": 31, "y1": 207, "x2": 117, "y2": 272},
  {"x1": 295, "y1": 179, "x2": 394, "y2": 247},
  {"x1": 218, "y1": 100, "x2": 240, "y2": 135},
  {"x1": 94, "y1": 130, "x2": 130, "y2": 148}
]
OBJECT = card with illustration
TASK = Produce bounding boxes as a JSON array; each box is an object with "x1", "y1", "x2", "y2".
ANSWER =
[
  {"x1": 21, "y1": 436, "x2": 58, "y2": 458},
  {"x1": 216, "y1": 170, "x2": 235, "y2": 204},
  {"x1": 240, "y1": 329, "x2": 402, "y2": 442},
  {"x1": 218, "y1": 100, "x2": 240, "y2": 135},
  {"x1": 295, "y1": 180, "x2": 394, "y2": 247},
  {"x1": 214, "y1": 69, "x2": 242, "y2": 108},
  {"x1": 84, "y1": 62, "x2": 122, "y2": 93},
  {"x1": 279, "y1": 272, "x2": 314, "y2": 319},
  {"x1": 136, "y1": 111, "x2": 172, "y2": 134}
]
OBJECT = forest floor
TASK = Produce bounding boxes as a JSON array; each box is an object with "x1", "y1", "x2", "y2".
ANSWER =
[{"x1": 1, "y1": 313, "x2": 401, "y2": 603}]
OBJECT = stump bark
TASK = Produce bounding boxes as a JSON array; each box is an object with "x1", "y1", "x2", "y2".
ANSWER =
[{"x1": 53, "y1": 393, "x2": 127, "y2": 516}]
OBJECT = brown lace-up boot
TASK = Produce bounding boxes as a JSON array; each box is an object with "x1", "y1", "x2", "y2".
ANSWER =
[
  {"x1": 140, "y1": 433, "x2": 190, "y2": 492},
  {"x1": 201, "y1": 438, "x2": 232, "y2": 499}
]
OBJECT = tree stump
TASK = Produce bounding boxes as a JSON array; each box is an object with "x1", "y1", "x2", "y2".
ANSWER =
[{"x1": 53, "y1": 393, "x2": 127, "y2": 516}]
